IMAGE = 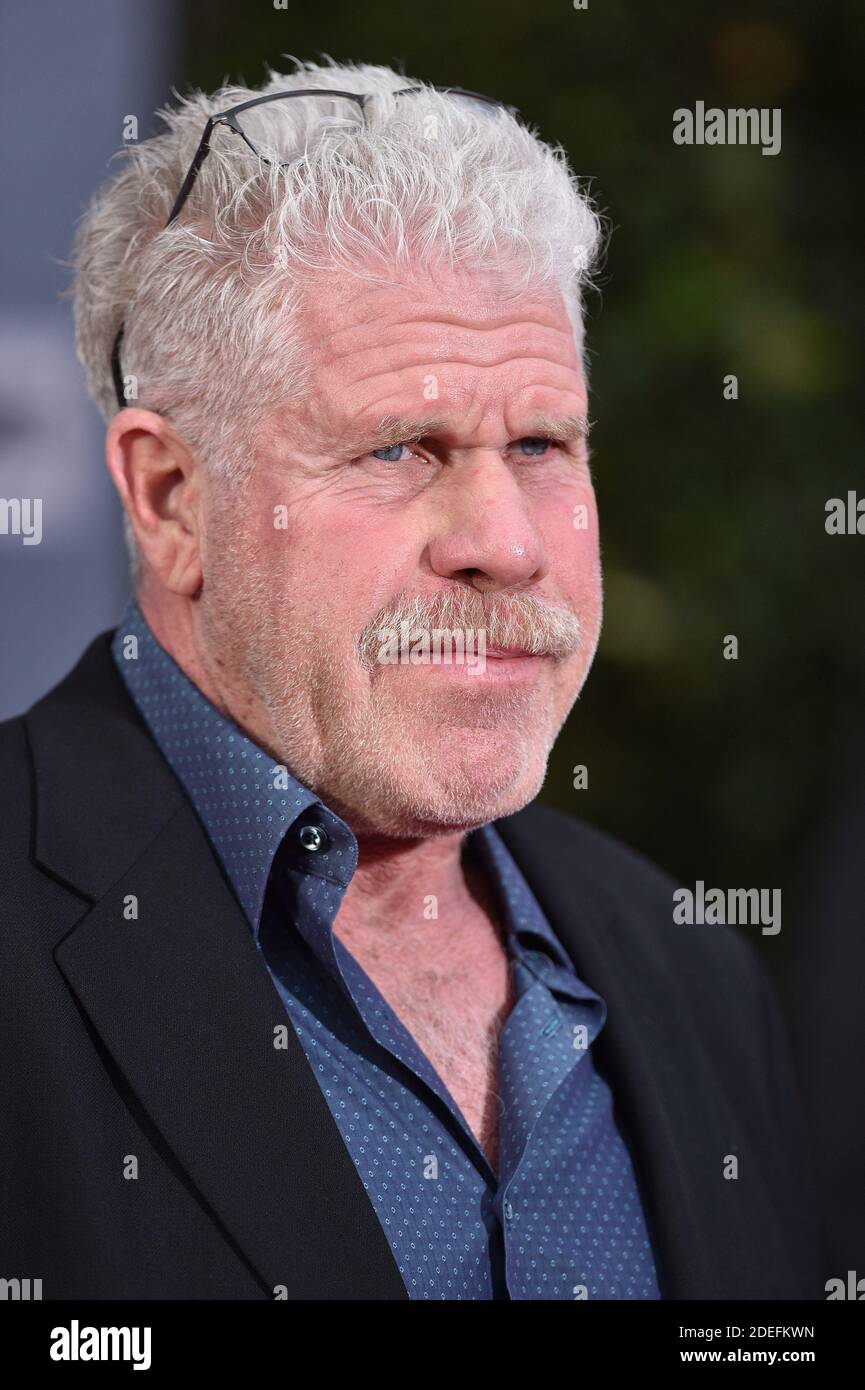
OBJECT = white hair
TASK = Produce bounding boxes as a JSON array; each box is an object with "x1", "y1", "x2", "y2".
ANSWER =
[{"x1": 69, "y1": 57, "x2": 603, "y2": 565}]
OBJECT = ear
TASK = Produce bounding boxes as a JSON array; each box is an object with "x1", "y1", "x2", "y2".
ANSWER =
[{"x1": 106, "y1": 409, "x2": 203, "y2": 596}]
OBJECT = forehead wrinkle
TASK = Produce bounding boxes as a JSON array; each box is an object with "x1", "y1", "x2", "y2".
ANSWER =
[
  {"x1": 336, "y1": 371, "x2": 587, "y2": 444},
  {"x1": 334, "y1": 354, "x2": 583, "y2": 397},
  {"x1": 318, "y1": 315, "x2": 576, "y2": 366},
  {"x1": 396, "y1": 313, "x2": 577, "y2": 342}
]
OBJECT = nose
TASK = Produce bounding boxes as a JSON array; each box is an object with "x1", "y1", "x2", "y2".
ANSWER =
[{"x1": 425, "y1": 451, "x2": 550, "y2": 592}]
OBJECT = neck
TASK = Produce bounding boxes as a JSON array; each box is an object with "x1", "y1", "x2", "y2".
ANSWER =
[
  {"x1": 136, "y1": 586, "x2": 280, "y2": 753},
  {"x1": 334, "y1": 831, "x2": 483, "y2": 940}
]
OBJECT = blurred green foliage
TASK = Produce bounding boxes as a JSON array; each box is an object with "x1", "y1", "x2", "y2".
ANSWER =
[{"x1": 181, "y1": 0, "x2": 863, "y2": 919}]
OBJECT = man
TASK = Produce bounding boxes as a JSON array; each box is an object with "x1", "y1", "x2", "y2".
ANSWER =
[{"x1": 0, "y1": 60, "x2": 821, "y2": 1299}]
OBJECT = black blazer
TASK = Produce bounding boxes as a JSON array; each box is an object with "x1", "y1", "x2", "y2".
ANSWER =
[{"x1": 0, "y1": 634, "x2": 823, "y2": 1299}]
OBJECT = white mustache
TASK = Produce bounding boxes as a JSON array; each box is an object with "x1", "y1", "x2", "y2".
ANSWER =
[{"x1": 357, "y1": 590, "x2": 581, "y2": 672}]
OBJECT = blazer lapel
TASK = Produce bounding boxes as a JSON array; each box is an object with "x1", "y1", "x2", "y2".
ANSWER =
[
  {"x1": 29, "y1": 636, "x2": 407, "y2": 1300},
  {"x1": 495, "y1": 807, "x2": 756, "y2": 1299}
]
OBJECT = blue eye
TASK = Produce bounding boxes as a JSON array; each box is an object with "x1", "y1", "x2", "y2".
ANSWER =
[
  {"x1": 371, "y1": 443, "x2": 411, "y2": 462},
  {"x1": 518, "y1": 437, "x2": 551, "y2": 456}
]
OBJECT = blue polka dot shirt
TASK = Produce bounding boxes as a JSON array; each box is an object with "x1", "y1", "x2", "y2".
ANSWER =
[{"x1": 112, "y1": 598, "x2": 661, "y2": 1300}]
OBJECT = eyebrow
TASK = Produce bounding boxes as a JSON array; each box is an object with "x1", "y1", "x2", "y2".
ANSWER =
[
  {"x1": 346, "y1": 412, "x2": 592, "y2": 452},
  {"x1": 527, "y1": 413, "x2": 592, "y2": 446}
]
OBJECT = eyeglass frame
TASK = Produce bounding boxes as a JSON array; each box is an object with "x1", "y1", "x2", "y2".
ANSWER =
[{"x1": 109, "y1": 84, "x2": 524, "y2": 409}]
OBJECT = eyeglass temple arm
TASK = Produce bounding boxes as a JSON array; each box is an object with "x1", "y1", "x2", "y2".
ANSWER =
[
  {"x1": 111, "y1": 118, "x2": 217, "y2": 408},
  {"x1": 165, "y1": 117, "x2": 216, "y2": 226},
  {"x1": 110, "y1": 324, "x2": 126, "y2": 409}
]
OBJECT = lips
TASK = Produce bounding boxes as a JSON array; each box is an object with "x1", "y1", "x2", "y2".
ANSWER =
[{"x1": 483, "y1": 646, "x2": 538, "y2": 659}]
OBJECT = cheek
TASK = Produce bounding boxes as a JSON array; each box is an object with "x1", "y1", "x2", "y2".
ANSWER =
[
  {"x1": 293, "y1": 511, "x2": 407, "y2": 604},
  {"x1": 258, "y1": 490, "x2": 415, "y2": 647},
  {"x1": 542, "y1": 477, "x2": 601, "y2": 603}
]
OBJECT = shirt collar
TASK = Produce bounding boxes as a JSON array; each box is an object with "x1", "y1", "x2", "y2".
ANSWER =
[
  {"x1": 111, "y1": 597, "x2": 357, "y2": 935},
  {"x1": 469, "y1": 821, "x2": 604, "y2": 1005}
]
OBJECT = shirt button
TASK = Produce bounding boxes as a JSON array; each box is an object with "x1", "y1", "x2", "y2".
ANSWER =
[
  {"x1": 298, "y1": 824, "x2": 329, "y2": 853},
  {"x1": 503, "y1": 1199, "x2": 514, "y2": 1223}
]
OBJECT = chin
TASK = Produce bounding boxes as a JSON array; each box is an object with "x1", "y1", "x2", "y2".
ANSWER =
[{"x1": 376, "y1": 746, "x2": 549, "y2": 837}]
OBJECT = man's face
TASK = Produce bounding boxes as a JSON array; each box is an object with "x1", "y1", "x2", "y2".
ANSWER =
[{"x1": 199, "y1": 261, "x2": 602, "y2": 837}]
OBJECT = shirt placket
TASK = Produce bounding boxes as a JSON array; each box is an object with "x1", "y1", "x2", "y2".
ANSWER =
[
  {"x1": 277, "y1": 829, "x2": 498, "y2": 1182},
  {"x1": 495, "y1": 956, "x2": 605, "y2": 1283}
]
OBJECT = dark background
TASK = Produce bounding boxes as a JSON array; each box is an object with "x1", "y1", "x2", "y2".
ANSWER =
[{"x1": 2, "y1": 0, "x2": 862, "y2": 1281}]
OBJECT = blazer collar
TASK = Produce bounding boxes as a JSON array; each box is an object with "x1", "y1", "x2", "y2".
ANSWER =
[
  {"x1": 495, "y1": 807, "x2": 767, "y2": 1300},
  {"x1": 28, "y1": 632, "x2": 187, "y2": 903}
]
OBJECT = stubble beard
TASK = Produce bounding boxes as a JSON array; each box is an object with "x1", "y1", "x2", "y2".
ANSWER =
[
  {"x1": 200, "y1": 582, "x2": 567, "y2": 839},
  {"x1": 199, "y1": 516, "x2": 590, "y2": 836}
]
